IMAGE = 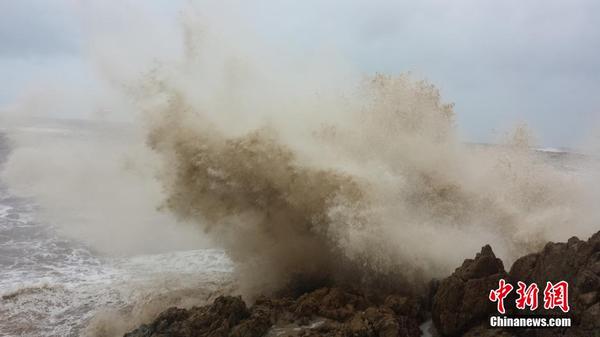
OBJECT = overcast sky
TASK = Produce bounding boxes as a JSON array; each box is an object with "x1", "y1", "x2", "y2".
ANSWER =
[{"x1": 1, "y1": 0, "x2": 599, "y2": 148}]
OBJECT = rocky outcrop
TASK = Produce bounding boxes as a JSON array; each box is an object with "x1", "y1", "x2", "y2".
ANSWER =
[
  {"x1": 124, "y1": 287, "x2": 423, "y2": 337},
  {"x1": 125, "y1": 230, "x2": 600, "y2": 337},
  {"x1": 507, "y1": 231, "x2": 600, "y2": 336},
  {"x1": 124, "y1": 296, "x2": 252, "y2": 337},
  {"x1": 432, "y1": 245, "x2": 507, "y2": 337},
  {"x1": 430, "y1": 231, "x2": 600, "y2": 337}
]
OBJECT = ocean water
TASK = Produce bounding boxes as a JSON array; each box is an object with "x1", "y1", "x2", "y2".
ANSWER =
[
  {"x1": 0, "y1": 127, "x2": 595, "y2": 337},
  {"x1": 0, "y1": 184, "x2": 233, "y2": 337}
]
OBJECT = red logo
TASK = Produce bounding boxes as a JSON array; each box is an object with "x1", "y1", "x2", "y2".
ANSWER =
[
  {"x1": 543, "y1": 281, "x2": 570, "y2": 313},
  {"x1": 489, "y1": 279, "x2": 513, "y2": 314},
  {"x1": 489, "y1": 279, "x2": 569, "y2": 313},
  {"x1": 515, "y1": 281, "x2": 539, "y2": 311}
]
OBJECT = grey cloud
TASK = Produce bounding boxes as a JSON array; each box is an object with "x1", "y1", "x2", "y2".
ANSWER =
[
  {"x1": 0, "y1": 0, "x2": 81, "y2": 57},
  {"x1": 1, "y1": 0, "x2": 599, "y2": 147}
]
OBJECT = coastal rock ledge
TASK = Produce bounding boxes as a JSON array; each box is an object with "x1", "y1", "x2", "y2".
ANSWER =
[{"x1": 125, "y1": 230, "x2": 600, "y2": 337}]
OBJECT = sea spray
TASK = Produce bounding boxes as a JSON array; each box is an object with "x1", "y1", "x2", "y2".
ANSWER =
[
  {"x1": 140, "y1": 36, "x2": 596, "y2": 296},
  {"x1": 3, "y1": 10, "x2": 597, "y2": 300}
]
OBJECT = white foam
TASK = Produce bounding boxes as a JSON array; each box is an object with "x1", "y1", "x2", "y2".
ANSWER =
[
  {"x1": 0, "y1": 193, "x2": 233, "y2": 337},
  {"x1": 0, "y1": 248, "x2": 233, "y2": 337}
]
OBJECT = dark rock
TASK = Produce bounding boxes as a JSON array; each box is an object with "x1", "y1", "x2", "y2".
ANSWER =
[
  {"x1": 125, "y1": 230, "x2": 600, "y2": 337},
  {"x1": 509, "y1": 230, "x2": 600, "y2": 324},
  {"x1": 124, "y1": 296, "x2": 250, "y2": 337},
  {"x1": 428, "y1": 230, "x2": 600, "y2": 337},
  {"x1": 230, "y1": 302, "x2": 272, "y2": 337},
  {"x1": 432, "y1": 245, "x2": 507, "y2": 337},
  {"x1": 425, "y1": 278, "x2": 440, "y2": 311},
  {"x1": 384, "y1": 294, "x2": 421, "y2": 318},
  {"x1": 578, "y1": 291, "x2": 597, "y2": 306},
  {"x1": 580, "y1": 302, "x2": 600, "y2": 330},
  {"x1": 462, "y1": 324, "x2": 513, "y2": 337},
  {"x1": 294, "y1": 287, "x2": 370, "y2": 321},
  {"x1": 124, "y1": 287, "x2": 423, "y2": 337},
  {"x1": 341, "y1": 306, "x2": 420, "y2": 337},
  {"x1": 289, "y1": 287, "x2": 422, "y2": 337}
]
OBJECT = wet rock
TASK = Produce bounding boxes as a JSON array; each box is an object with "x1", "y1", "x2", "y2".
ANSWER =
[
  {"x1": 124, "y1": 287, "x2": 423, "y2": 337},
  {"x1": 432, "y1": 245, "x2": 507, "y2": 337},
  {"x1": 125, "y1": 230, "x2": 600, "y2": 337},
  {"x1": 578, "y1": 291, "x2": 597, "y2": 306},
  {"x1": 509, "y1": 231, "x2": 600, "y2": 322},
  {"x1": 124, "y1": 296, "x2": 250, "y2": 337},
  {"x1": 429, "y1": 230, "x2": 600, "y2": 337},
  {"x1": 294, "y1": 287, "x2": 371, "y2": 322},
  {"x1": 461, "y1": 324, "x2": 513, "y2": 337},
  {"x1": 230, "y1": 303, "x2": 272, "y2": 337},
  {"x1": 580, "y1": 302, "x2": 600, "y2": 330},
  {"x1": 383, "y1": 294, "x2": 421, "y2": 318},
  {"x1": 341, "y1": 306, "x2": 420, "y2": 337},
  {"x1": 291, "y1": 287, "x2": 422, "y2": 337}
]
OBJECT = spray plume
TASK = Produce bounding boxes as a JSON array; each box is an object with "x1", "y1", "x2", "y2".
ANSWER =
[
  {"x1": 2, "y1": 5, "x2": 598, "y2": 299},
  {"x1": 135, "y1": 17, "x2": 597, "y2": 297}
]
